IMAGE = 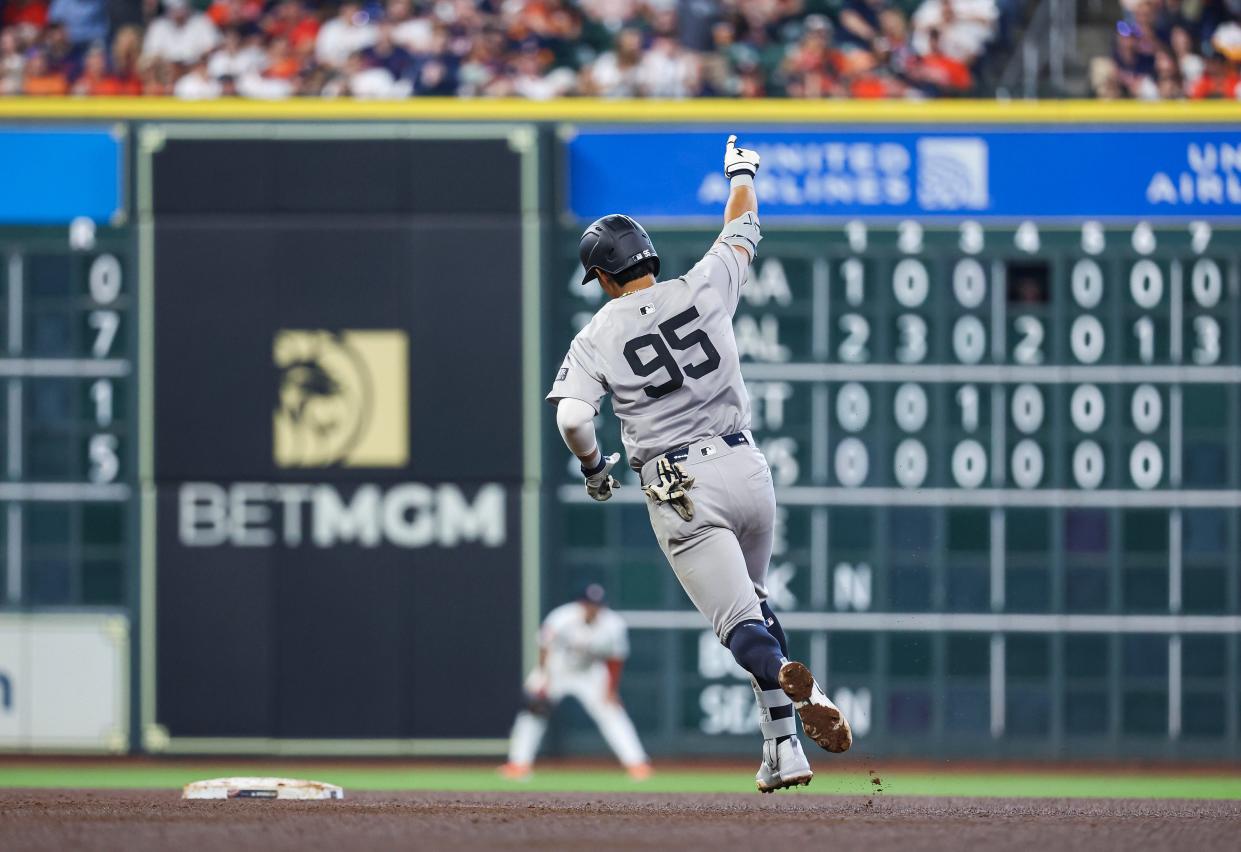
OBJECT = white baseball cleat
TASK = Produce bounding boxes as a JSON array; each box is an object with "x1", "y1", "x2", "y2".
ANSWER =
[
  {"x1": 755, "y1": 737, "x2": 813, "y2": 793},
  {"x1": 778, "y1": 661, "x2": 852, "y2": 753}
]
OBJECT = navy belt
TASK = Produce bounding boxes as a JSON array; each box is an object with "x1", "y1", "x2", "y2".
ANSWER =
[{"x1": 663, "y1": 431, "x2": 750, "y2": 464}]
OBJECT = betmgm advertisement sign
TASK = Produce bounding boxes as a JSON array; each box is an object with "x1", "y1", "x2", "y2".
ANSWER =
[
  {"x1": 140, "y1": 125, "x2": 539, "y2": 752},
  {"x1": 178, "y1": 328, "x2": 504, "y2": 551}
]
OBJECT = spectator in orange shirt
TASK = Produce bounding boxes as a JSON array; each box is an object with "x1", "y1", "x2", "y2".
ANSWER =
[
  {"x1": 70, "y1": 42, "x2": 109, "y2": 93},
  {"x1": 71, "y1": 40, "x2": 142, "y2": 94},
  {"x1": 207, "y1": 0, "x2": 263, "y2": 29},
  {"x1": 1189, "y1": 49, "x2": 1239, "y2": 98},
  {"x1": 109, "y1": 24, "x2": 144, "y2": 92},
  {"x1": 264, "y1": 35, "x2": 302, "y2": 79},
  {"x1": 845, "y1": 51, "x2": 906, "y2": 98},
  {"x1": 265, "y1": 0, "x2": 320, "y2": 54},
  {"x1": 913, "y1": 28, "x2": 973, "y2": 93},
  {"x1": 524, "y1": 0, "x2": 581, "y2": 46},
  {"x1": 22, "y1": 48, "x2": 69, "y2": 93},
  {"x1": 93, "y1": 71, "x2": 142, "y2": 94}
]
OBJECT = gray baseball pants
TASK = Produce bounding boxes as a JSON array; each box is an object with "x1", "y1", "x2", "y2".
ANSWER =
[{"x1": 641, "y1": 431, "x2": 775, "y2": 644}]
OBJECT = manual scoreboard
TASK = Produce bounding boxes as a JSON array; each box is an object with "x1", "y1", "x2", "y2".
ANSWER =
[
  {"x1": 0, "y1": 227, "x2": 133, "y2": 608},
  {"x1": 4, "y1": 110, "x2": 1241, "y2": 759},
  {"x1": 548, "y1": 221, "x2": 1241, "y2": 758}
]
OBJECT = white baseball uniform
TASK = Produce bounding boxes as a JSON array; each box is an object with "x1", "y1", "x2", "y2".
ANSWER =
[{"x1": 506, "y1": 602, "x2": 648, "y2": 768}]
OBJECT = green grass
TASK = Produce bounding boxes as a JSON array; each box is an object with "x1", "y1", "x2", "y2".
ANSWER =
[{"x1": 0, "y1": 763, "x2": 1237, "y2": 800}]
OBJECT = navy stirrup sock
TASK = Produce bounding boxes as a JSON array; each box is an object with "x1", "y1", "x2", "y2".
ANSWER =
[
  {"x1": 729, "y1": 619, "x2": 795, "y2": 743},
  {"x1": 727, "y1": 620, "x2": 784, "y2": 688},
  {"x1": 760, "y1": 601, "x2": 789, "y2": 658}
]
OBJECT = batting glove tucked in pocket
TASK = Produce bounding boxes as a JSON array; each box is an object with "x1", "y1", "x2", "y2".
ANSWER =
[{"x1": 643, "y1": 457, "x2": 696, "y2": 521}]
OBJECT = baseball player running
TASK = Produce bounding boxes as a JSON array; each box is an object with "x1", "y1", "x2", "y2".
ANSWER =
[
  {"x1": 547, "y1": 135, "x2": 851, "y2": 792},
  {"x1": 500, "y1": 583, "x2": 652, "y2": 781}
]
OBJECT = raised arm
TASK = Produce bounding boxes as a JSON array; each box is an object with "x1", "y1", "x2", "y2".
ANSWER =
[{"x1": 722, "y1": 135, "x2": 761, "y2": 260}]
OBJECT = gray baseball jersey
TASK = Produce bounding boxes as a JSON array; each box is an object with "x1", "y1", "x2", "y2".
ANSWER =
[{"x1": 547, "y1": 213, "x2": 762, "y2": 470}]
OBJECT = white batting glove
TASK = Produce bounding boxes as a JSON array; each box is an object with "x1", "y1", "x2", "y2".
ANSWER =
[
  {"x1": 583, "y1": 452, "x2": 621, "y2": 502},
  {"x1": 724, "y1": 134, "x2": 760, "y2": 178}
]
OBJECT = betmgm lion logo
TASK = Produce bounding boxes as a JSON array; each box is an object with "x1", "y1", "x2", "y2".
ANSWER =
[{"x1": 273, "y1": 330, "x2": 409, "y2": 468}]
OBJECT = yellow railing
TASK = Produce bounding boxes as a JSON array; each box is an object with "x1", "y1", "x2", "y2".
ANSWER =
[{"x1": 0, "y1": 97, "x2": 1239, "y2": 123}]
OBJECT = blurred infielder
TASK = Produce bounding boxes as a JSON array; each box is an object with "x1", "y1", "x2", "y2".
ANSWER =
[
  {"x1": 500, "y1": 583, "x2": 651, "y2": 780},
  {"x1": 546, "y1": 136, "x2": 851, "y2": 792}
]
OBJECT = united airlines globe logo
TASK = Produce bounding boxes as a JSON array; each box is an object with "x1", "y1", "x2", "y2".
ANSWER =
[{"x1": 916, "y1": 137, "x2": 990, "y2": 211}]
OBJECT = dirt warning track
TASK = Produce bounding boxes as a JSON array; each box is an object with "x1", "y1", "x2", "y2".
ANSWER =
[{"x1": 2, "y1": 789, "x2": 1238, "y2": 852}]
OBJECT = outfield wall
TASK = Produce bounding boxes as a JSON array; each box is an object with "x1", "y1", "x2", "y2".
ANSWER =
[{"x1": 0, "y1": 99, "x2": 1237, "y2": 759}]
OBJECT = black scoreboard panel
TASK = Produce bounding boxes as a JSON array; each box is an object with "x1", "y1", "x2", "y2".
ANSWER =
[
  {"x1": 546, "y1": 222, "x2": 1241, "y2": 758},
  {"x1": 0, "y1": 229, "x2": 133, "y2": 608}
]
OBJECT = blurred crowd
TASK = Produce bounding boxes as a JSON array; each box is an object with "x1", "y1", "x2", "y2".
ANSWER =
[
  {"x1": 1092, "y1": 0, "x2": 1241, "y2": 98},
  {"x1": 0, "y1": 0, "x2": 1004, "y2": 99}
]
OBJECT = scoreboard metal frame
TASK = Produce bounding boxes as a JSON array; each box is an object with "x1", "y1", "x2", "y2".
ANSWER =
[
  {"x1": 549, "y1": 219, "x2": 1241, "y2": 758},
  {"x1": 0, "y1": 226, "x2": 134, "y2": 610},
  {"x1": 3, "y1": 101, "x2": 1241, "y2": 759},
  {"x1": 133, "y1": 121, "x2": 546, "y2": 756}
]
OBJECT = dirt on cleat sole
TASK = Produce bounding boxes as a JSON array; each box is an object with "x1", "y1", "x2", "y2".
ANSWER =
[
  {"x1": 778, "y1": 661, "x2": 853, "y2": 754},
  {"x1": 756, "y1": 773, "x2": 813, "y2": 794}
]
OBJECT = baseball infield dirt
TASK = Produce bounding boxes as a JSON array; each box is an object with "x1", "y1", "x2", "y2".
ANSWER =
[{"x1": 2, "y1": 789, "x2": 1238, "y2": 852}]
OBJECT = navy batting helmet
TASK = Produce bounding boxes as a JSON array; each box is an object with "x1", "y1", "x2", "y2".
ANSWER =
[{"x1": 578, "y1": 214, "x2": 660, "y2": 285}]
